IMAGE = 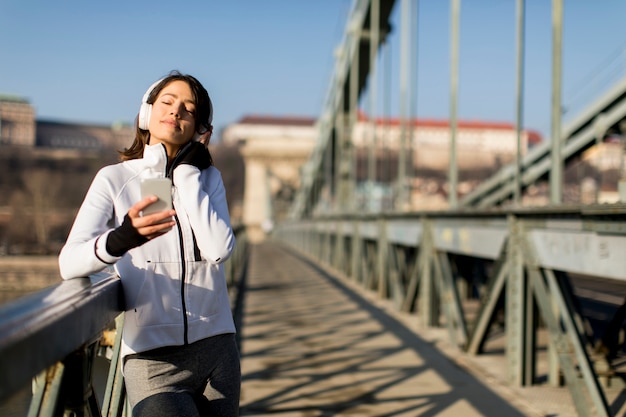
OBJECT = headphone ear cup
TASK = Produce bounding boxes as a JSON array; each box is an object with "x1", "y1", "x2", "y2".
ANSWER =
[
  {"x1": 138, "y1": 102, "x2": 152, "y2": 130},
  {"x1": 138, "y1": 78, "x2": 163, "y2": 131}
]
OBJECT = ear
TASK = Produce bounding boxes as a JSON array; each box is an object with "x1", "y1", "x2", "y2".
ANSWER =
[{"x1": 198, "y1": 130, "x2": 212, "y2": 145}]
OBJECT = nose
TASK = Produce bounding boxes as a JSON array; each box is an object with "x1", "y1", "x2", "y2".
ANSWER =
[{"x1": 170, "y1": 102, "x2": 185, "y2": 117}]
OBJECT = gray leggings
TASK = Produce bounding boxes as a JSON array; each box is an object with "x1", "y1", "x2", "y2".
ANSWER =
[{"x1": 124, "y1": 333, "x2": 240, "y2": 417}]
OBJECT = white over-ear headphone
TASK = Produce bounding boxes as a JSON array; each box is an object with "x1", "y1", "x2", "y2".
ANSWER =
[
  {"x1": 138, "y1": 79, "x2": 163, "y2": 130},
  {"x1": 137, "y1": 77, "x2": 214, "y2": 134}
]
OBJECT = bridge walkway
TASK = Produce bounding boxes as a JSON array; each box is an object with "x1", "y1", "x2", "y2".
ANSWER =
[{"x1": 238, "y1": 241, "x2": 543, "y2": 416}]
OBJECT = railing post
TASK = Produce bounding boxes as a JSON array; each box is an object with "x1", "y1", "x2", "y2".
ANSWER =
[
  {"x1": 29, "y1": 364, "x2": 64, "y2": 417},
  {"x1": 350, "y1": 220, "x2": 361, "y2": 283},
  {"x1": 101, "y1": 315, "x2": 126, "y2": 417},
  {"x1": 419, "y1": 217, "x2": 438, "y2": 327},
  {"x1": 377, "y1": 217, "x2": 389, "y2": 299},
  {"x1": 506, "y1": 214, "x2": 533, "y2": 386},
  {"x1": 28, "y1": 341, "x2": 101, "y2": 417}
]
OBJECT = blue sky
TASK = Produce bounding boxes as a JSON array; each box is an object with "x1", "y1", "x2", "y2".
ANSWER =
[{"x1": 1, "y1": 1, "x2": 625, "y2": 140}]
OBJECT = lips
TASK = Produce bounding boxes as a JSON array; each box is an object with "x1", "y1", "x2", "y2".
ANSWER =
[{"x1": 161, "y1": 119, "x2": 179, "y2": 129}]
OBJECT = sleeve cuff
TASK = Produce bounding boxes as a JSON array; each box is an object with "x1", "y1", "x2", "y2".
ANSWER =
[{"x1": 94, "y1": 230, "x2": 123, "y2": 264}]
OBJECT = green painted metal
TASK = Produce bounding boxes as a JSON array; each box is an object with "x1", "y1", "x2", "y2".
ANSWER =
[
  {"x1": 28, "y1": 364, "x2": 64, "y2": 417},
  {"x1": 448, "y1": 0, "x2": 460, "y2": 209},
  {"x1": 101, "y1": 315, "x2": 126, "y2": 417},
  {"x1": 290, "y1": 0, "x2": 397, "y2": 219},
  {"x1": 351, "y1": 221, "x2": 361, "y2": 284},
  {"x1": 506, "y1": 215, "x2": 527, "y2": 386},
  {"x1": 400, "y1": 246, "x2": 422, "y2": 313},
  {"x1": 514, "y1": 0, "x2": 525, "y2": 204},
  {"x1": 367, "y1": 0, "x2": 380, "y2": 201},
  {"x1": 275, "y1": 206, "x2": 624, "y2": 417},
  {"x1": 291, "y1": 0, "x2": 626, "y2": 245},
  {"x1": 388, "y1": 243, "x2": 409, "y2": 309},
  {"x1": 418, "y1": 219, "x2": 438, "y2": 328},
  {"x1": 435, "y1": 251, "x2": 467, "y2": 347},
  {"x1": 544, "y1": 268, "x2": 609, "y2": 416},
  {"x1": 27, "y1": 342, "x2": 102, "y2": 417},
  {"x1": 528, "y1": 266, "x2": 591, "y2": 414},
  {"x1": 550, "y1": 0, "x2": 564, "y2": 204},
  {"x1": 465, "y1": 241, "x2": 509, "y2": 355},
  {"x1": 377, "y1": 218, "x2": 388, "y2": 298}
]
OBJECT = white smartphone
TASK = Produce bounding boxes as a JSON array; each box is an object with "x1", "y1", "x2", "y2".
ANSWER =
[{"x1": 140, "y1": 178, "x2": 173, "y2": 216}]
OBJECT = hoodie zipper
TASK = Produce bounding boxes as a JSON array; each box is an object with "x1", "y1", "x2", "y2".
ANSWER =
[
  {"x1": 161, "y1": 143, "x2": 190, "y2": 345},
  {"x1": 174, "y1": 213, "x2": 189, "y2": 345},
  {"x1": 162, "y1": 142, "x2": 208, "y2": 344}
]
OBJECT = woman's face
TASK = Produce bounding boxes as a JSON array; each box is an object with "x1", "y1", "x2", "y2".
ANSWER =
[{"x1": 148, "y1": 80, "x2": 197, "y2": 159}]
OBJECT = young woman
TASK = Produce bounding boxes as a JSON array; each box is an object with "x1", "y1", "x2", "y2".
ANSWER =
[{"x1": 59, "y1": 71, "x2": 240, "y2": 416}]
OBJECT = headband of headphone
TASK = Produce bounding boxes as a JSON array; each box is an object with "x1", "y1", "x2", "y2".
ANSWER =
[{"x1": 137, "y1": 77, "x2": 214, "y2": 132}]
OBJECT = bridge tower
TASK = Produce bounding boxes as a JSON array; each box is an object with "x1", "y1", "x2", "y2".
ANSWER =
[{"x1": 222, "y1": 116, "x2": 317, "y2": 242}]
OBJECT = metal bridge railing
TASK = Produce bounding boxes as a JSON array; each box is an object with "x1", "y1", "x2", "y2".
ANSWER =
[
  {"x1": 275, "y1": 205, "x2": 626, "y2": 417},
  {"x1": 0, "y1": 226, "x2": 248, "y2": 417}
]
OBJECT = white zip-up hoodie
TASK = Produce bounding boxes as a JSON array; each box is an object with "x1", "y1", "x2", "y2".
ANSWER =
[{"x1": 59, "y1": 143, "x2": 236, "y2": 360}]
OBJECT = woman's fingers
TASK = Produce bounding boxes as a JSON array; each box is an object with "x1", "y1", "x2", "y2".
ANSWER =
[
  {"x1": 128, "y1": 196, "x2": 176, "y2": 237},
  {"x1": 128, "y1": 196, "x2": 158, "y2": 218},
  {"x1": 139, "y1": 218, "x2": 176, "y2": 239}
]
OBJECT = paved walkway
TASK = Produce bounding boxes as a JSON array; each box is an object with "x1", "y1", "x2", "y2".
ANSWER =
[{"x1": 238, "y1": 242, "x2": 540, "y2": 416}]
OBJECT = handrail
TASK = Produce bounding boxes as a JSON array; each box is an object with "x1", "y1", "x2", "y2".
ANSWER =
[{"x1": 0, "y1": 271, "x2": 122, "y2": 401}]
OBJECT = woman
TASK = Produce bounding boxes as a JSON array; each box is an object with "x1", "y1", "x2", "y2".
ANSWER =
[{"x1": 59, "y1": 71, "x2": 240, "y2": 416}]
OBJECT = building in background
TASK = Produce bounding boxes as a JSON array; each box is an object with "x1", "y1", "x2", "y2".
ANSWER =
[
  {"x1": 352, "y1": 113, "x2": 543, "y2": 172},
  {"x1": 36, "y1": 120, "x2": 133, "y2": 150},
  {"x1": 223, "y1": 113, "x2": 546, "y2": 239},
  {"x1": 0, "y1": 95, "x2": 36, "y2": 146},
  {"x1": 223, "y1": 115, "x2": 318, "y2": 242},
  {"x1": 0, "y1": 95, "x2": 133, "y2": 151}
]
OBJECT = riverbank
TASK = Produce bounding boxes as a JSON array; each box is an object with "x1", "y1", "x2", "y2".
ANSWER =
[{"x1": 0, "y1": 256, "x2": 60, "y2": 305}]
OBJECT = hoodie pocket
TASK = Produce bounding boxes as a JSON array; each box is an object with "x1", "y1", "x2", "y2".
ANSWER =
[
  {"x1": 133, "y1": 261, "x2": 182, "y2": 328},
  {"x1": 184, "y1": 261, "x2": 223, "y2": 323}
]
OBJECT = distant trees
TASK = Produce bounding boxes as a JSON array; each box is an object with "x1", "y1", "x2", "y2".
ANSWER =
[
  {"x1": 20, "y1": 169, "x2": 63, "y2": 248},
  {"x1": 211, "y1": 143, "x2": 245, "y2": 224},
  {"x1": 0, "y1": 146, "x2": 116, "y2": 255}
]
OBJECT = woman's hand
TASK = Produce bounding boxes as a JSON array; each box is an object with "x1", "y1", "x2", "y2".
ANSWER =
[
  {"x1": 106, "y1": 196, "x2": 176, "y2": 257},
  {"x1": 175, "y1": 141, "x2": 212, "y2": 170},
  {"x1": 130, "y1": 196, "x2": 176, "y2": 239}
]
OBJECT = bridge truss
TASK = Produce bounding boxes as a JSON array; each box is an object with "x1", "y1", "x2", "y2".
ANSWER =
[{"x1": 284, "y1": 0, "x2": 626, "y2": 416}]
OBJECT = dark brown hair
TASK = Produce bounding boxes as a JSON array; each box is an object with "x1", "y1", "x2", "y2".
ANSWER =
[{"x1": 119, "y1": 70, "x2": 213, "y2": 161}]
